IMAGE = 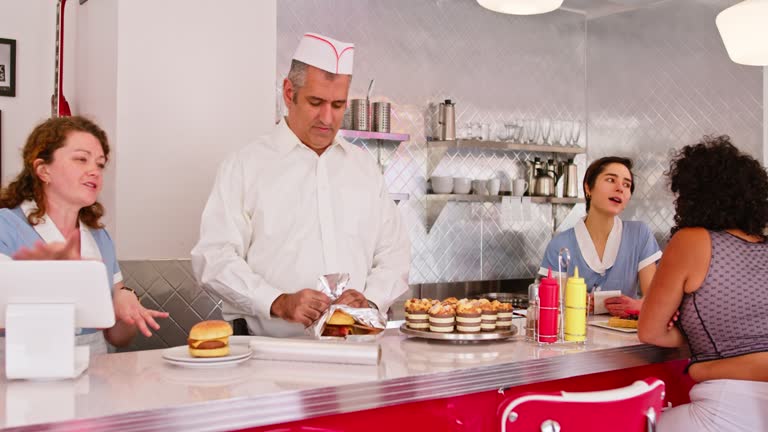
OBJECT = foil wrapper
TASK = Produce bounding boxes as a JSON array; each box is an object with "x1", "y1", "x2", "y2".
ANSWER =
[{"x1": 307, "y1": 273, "x2": 387, "y2": 339}]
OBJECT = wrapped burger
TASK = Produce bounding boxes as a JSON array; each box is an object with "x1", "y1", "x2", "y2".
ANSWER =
[{"x1": 307, "y1": 273, "x2": 387, "y2": 339}]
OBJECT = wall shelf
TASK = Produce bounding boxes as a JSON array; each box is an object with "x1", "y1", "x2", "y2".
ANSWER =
[
  {"x1": 389, "y1": 193, "x2": 410, "y2": 202},
  {"x1": 427, "y1": 139, "x2": 585, "y2": 177},
  {"x1": 425, "y1": 194, "x2": 584, "y2": 232},
  {"x1": 339, "y1": 130, "x2": 410, "y2": 200},
  {"x1": 339, "y1": 129, "x2": 410, "y2": 142}
]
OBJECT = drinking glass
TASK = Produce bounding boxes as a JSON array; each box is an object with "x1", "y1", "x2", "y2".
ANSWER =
[
  {"x1": 551, "y1": 121, "x2": 563, "y2": 146},
  {"x1": 562, "y1": 121, "x2": 574, "y2": 147},
  {"x1": 570, "y1": 122, "x2": 582, "y2": 147},
  {"x1": 540, "y1": 118, "x2": 552, "y2": 145},
  {"x1": 524, "y1": 119, "x2": 539, "y2": 144}
]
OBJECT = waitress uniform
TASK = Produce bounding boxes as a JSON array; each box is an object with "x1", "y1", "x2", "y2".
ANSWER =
[
  {"x1": 0, "y1": 200, "x2": 122, "y2": 355},
  {"x1": 539, "y1": 216, "x2": 662, "y2": 297}
]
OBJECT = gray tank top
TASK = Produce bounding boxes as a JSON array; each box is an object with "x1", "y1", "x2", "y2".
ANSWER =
[{"x1": 678, "y1": 230, "x2": 768, "y2": 365}]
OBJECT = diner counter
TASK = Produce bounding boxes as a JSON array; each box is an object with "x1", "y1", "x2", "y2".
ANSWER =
[{"x1": 0, "y1": 320, "x2": 687, "y2": 431}]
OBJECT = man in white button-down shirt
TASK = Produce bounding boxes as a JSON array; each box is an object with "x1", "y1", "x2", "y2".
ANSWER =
[{"x1": 191, "y1": 33, "x2": 411, "y2": 337}]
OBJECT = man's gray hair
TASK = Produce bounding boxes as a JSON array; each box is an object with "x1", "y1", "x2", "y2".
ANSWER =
[
  {"x1": 286, "y1": 60, "x2": 349, "y2": 102},
  {"x1": 287, "y1": 60, "x2": 309, "y2": 96}
]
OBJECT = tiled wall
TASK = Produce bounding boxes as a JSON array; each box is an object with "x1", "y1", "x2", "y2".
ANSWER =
[
  {"x1": 587, "y1": 0, "x2": 762, "y2": 243},
  {"x1": 119, "y1": 0, "x2": 762, "y2": 351},
  {"x1": 118, "y1": 260, "x2": 223, "y2": 351}
]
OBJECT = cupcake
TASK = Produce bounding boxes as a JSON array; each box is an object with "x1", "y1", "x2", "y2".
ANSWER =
[
  {"x1": 404, "y1": 298, "x2": 431, "y2": 330},
  {"x1": 429, "y1": 303, "x2": 456, "y2": 333},
  {"x1": 480, "y1": 301, "x2": 498, "y2": 332},
  {"x1": 442, "y1": 297, "x2": 460, "y2": 311},
  {"x1": 494, "y1": 301, "x2": 514, "y2": 331},
  {"x1": 455, "y1": 302, "x2": 482, "y2": 333}
]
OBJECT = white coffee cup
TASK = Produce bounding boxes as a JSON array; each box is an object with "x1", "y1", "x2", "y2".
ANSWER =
[
  {"x1": 487, "y1": 178, "x2": 501, "y2": 195},
  {"x1": 453, "y1": 177, "x2": 472, "y2": 194},
  {"x1": 512, "y1": 179, "x2": 529, "y2": 196},
  {"x1": 430, "y1": 176, "x2": 454, "y2": 194},
  {"x1": 472, "y1": 179, "x2": 488, "y2": 195}
]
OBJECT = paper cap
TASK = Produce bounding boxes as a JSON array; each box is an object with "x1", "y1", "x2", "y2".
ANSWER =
[{"x1": 292, "y1": 33, "x2": 354, "y2": 75}]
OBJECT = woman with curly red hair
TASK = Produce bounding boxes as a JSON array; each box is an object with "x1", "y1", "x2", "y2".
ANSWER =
[
  {"x1": 0, "y1": 116, "x2": 168, "y2": 353},
  {"x1": 639, "y1": 135, "x2": 768, "y2": 431}
]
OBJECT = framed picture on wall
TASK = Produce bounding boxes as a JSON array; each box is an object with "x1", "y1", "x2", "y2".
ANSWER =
[{"x1": 0, "y1": 38, "x2": 17, "y2": 97}]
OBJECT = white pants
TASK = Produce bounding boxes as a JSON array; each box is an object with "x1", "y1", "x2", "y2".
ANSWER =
[{"x1": 659, "y1": 379, "x2": 768, "y2": 432}]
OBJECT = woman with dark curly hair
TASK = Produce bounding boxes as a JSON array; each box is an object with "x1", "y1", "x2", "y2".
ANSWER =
[
  {"x1": 540, "y1": 156, "x2": 662, "y2": 316},
  {"x1": 0, "y1": 116, "x2": 168, "y2": 353},
  {"x1": 638, "y1": 135, "x2": 768, "y2": 431}
]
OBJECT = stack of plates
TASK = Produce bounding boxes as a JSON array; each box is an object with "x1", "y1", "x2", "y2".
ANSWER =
[{"x1": 161, "y1": 345, "x2": 253, "y2": 368}]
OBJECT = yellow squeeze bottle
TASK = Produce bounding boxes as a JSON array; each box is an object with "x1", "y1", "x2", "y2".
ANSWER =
[{"x1": 564, "y1": 266, "x2": 587, "y2": 342}]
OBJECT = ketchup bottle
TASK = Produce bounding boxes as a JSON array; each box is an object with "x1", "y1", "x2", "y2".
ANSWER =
[{"x1": 537, "y1": 268, "x2": 559, "y2": 343}]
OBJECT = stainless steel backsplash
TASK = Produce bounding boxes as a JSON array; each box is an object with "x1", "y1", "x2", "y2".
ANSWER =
[{"x1": 118, "y1": 0, "x2": 761, "y2": 351}]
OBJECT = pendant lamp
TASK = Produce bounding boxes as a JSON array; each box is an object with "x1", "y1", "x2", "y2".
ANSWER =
[
  {"x1": 716, "y1": 0, "x2": 768, "y2": 66},
  {"x1": 477, "y1": 0, "x2": 564, "y2": 15}
]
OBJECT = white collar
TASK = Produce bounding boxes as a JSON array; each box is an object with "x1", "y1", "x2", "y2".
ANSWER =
[
  {"x1": 574, "y1": 216, "x2": 622, "y2": 276},
  {"x1": 21, "y1": 200, "x2": 103, "y2": 261}
]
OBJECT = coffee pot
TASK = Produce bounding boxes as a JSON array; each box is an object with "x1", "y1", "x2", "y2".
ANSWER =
[
  {"x1": 438, "y1": 99, "x2": 456, "y2": 140},
  {"x1": 563, "y1": 159, "x2": 579, "y2": 198},
  {"x1": 533, "y1": 168, "x2": 555, "y2": 197},
  {"x1": 526, "y1": 157, "x2": 542, "y2": 196}
]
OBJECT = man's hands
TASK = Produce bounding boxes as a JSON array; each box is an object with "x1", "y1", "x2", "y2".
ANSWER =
[
  {"x1": 271, "y1": 289, "x2": 331, "y2": 327},
  {"x1": 270, "y1": 289, "x2": 370, "y2": 326},
  {"x1": 335, "y1": 289, "x2": 368, "y2": 308}
]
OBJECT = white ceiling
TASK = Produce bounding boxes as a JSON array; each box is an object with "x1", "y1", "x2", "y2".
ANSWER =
[{"x1": 561, "y1": 0, "x2": 671, "y2": 18}]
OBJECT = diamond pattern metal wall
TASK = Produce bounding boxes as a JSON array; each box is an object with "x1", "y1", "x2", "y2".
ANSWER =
[
  {"x1": 117, "y1": 260, "x2": 223, "y2": 351},
  {"x1": 587, "y1": 0, "x2": 763, "y2": 245},
  {"x1": 278, "y1": 0, "x2": 587, "y2": 283}
]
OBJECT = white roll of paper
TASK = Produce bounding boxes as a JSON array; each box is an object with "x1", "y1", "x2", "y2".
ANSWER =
[
  {"x1": 249, "y1": 337, "x2": 381, "y2": 366},
  {"x1": 593, "y1": 290, "x2": 622, "y2": 315}
]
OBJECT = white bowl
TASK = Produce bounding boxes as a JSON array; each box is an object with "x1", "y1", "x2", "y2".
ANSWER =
[
  {"x1": 430, "y1": 176, "x2": 454, "y2": 194},
  {"x1": 453, "y1": 177, "x2": 472, "y2": 194}
]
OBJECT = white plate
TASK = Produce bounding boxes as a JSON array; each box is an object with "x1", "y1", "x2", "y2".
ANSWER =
[
  {"x1": 163, "y1": 356, "x2": 250, "y2": 369},
  {"x1": 589, "y1": 321, "x2": 638, "y2": 333},
  {"x1": 161, "y1": 345, "x2": 253, "y2": 363}
]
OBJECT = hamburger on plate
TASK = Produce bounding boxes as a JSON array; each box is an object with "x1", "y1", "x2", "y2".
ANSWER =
[{"x1": 188, "y1": 320, "x2": 233, "y2": 358}]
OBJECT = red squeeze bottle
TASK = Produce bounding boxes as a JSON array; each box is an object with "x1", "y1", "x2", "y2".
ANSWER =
[{"x1": 537, "y1": 268, "x2": 560, "y2": 343}]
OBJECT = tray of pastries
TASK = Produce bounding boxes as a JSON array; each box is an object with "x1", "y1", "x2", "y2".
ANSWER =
[{"x1": 401, "y1": 297, "x2": 518, "y2": 342}]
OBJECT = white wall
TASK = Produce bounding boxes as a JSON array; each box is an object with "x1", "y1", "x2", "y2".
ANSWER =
[
  {"x1": 112, "y1": 0, "x2": 276, "y2": 258},
  {"x1": 0, "y1": 0, "x2": 57, "y2": 185},
  {"x1": 75, "y1": 0, "x2": 118, "y2": 232}
]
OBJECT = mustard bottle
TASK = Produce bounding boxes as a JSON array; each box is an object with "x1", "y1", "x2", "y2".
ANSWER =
[{"x1": 564, "y1": 266, "x2": 587, "y2": 342}]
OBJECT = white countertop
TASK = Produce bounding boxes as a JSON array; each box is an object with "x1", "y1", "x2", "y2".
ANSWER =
[{"x1": 0, "y1": 319, "x2": 687, "y2": 431}]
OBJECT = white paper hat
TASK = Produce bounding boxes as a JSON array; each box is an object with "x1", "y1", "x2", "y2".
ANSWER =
[{"x1": 292, "y1": 33, "x2": 354, "y2": 75}]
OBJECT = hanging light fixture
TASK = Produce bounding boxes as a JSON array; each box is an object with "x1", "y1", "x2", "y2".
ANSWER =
[
  {"x1": 716, "y1": 0, "x2": 768, "y2": 66},
  {"x1": 476, "y1": 0, "x2": 564, "y2": 15}
]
